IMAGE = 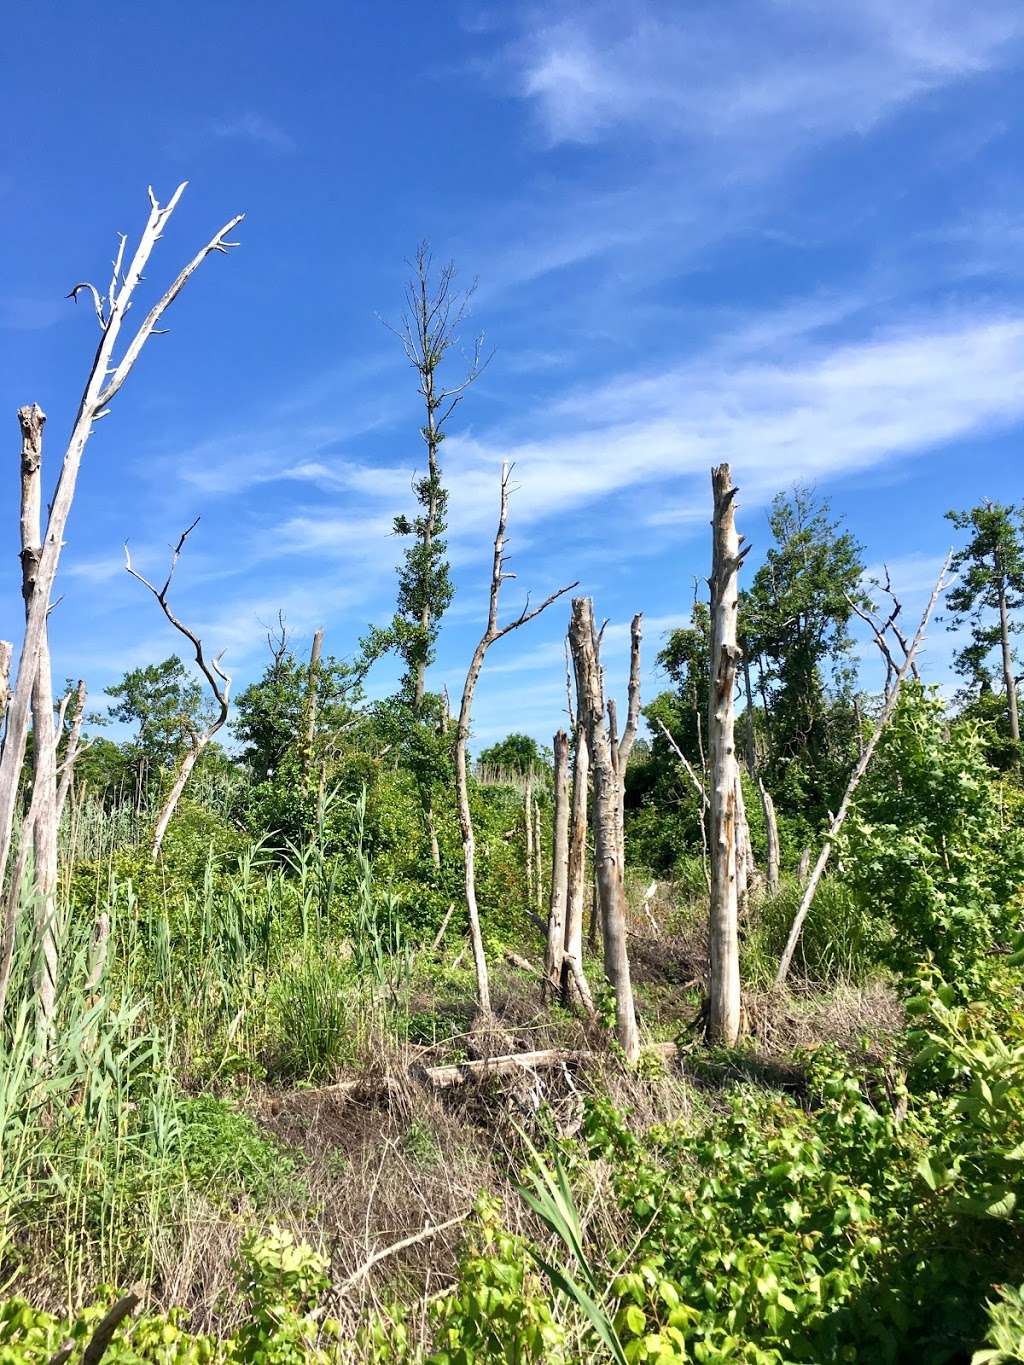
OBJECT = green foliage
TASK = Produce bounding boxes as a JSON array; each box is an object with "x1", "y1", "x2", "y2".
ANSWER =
[
  {"x1": 104, "y1": 656, "x2": 206, "y2": 770},
  {"x1": 744, "y1": 486, "x2": 866, "y2": 825},
  {"x1": 232, "y1": 647, "x2": 362, "y2": 783},
  {"x1": 476, "y1": 733, "x2": 547, "y2": 777},
  {"x1": 0, "y1": 1227, "x2": 336, "y2": 1363},
  {"x1": 945, "y1": 500, "x2": 1024, "y2": 707},
  {"x1": 841, "y1": 686, "x2": 1024, "y2": 991}
]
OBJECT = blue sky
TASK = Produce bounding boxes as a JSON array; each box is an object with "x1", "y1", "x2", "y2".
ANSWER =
[{"x1": 2, "y1": 1, "x2": 1023, "y2": 746}]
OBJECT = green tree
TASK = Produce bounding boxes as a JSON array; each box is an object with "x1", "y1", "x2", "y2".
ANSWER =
[
  {"x1": 362, "y1": 245, "x2": 488, "y2": 709},
  {"x1": 744, "y1": 487, "x2": 866, "y2": 822},
  {"x1": 232, "y1": 644, "x2": 362, "y2": 783},
  {"x1": 476, "y1": 733, "x2": 546, "y2": 776},
  {"x1": 945, "y1": 500, "x2": 1024, "y2": 752},
  {"x1": 104, "y1": 656, "x2": 206, "y2": 770}
]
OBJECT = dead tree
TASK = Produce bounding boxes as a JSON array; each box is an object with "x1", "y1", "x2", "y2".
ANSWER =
[
  {"x1": 613, "y1": 614, "x2": 643, "y2": 873},
  {"x1": 655, "y1": 716, "x2": 711, "y2": 891},
  {"x1": 0, "y1": 640, "x2": 11, "y2": 746},
  {"x1": 569, "y1": 596, "x2": 641, "y2": 1061},
  {"x1": 543, "y1": 729, "x2": 570, "y2": 1000},
  {"x1": 55, "y1": 680, "x2": 88, "y2": 823},
  {"x1": 18, "y1": 405, "x2": 59, "y2": 1052},
  {"x1": 125, "y1": 519, "x2": 231, "y2": 858},
  {"x1": 0, "y1": 184, "x2": 242, "y2": 906},
  {"x1": 846, "y1": 566, "x2": 921, "y2": 699},
  {"x1": 301, "y1": 626, "x2": 324, "y2": 782},
  {"x1": 775, "y1": 553, "x2": 953, "y2": 987},
  {"x1": 562, "y1": 700, "x2": 595, "y2": 1013},
  {"x1": 524, "y1": 768, "x2": 536, "y2": 913},
  {"x1": 707, "y1": 465, "x2": 750, "y2": 1046},
  {"x1": 454, "y1": 462, "x2": 576, "y2": 1019}
]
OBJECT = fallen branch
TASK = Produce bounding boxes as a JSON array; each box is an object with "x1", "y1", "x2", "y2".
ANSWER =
[
  {"x1": 49, "y1": 1290, "x2": 141, "y2": 1365},
  {"x1": 335, "y1": 1211, "x2": 471, "y2": 1298}
]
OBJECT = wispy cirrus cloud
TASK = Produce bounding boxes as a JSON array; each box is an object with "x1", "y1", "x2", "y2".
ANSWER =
[
  {"x1": 508, "y1": 0, "x2": 1024, "y2": 151},
  {"x1": 210, "y1": 111, "x2": 296, "y2": 153}
]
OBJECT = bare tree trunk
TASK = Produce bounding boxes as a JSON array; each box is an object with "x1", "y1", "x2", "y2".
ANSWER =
[
  {"x1": 775, "y1": 554, "x2": 952, "y2": 987},
  {"x1": 55, "y1": 680, "x2": 87, "y2": 825},
  {"x1": 998, "y1": 572, "x2": 1020, "y2": 744},
  {"x1": 708, "y1": 464, "x2": 747, "y2": 1046},
  {"x1": 616, "y1": 615, "x2": 643, "y2": 872},
  {"x1": 758, "y1": 778, "x2": 780, "y2": 895},
  {"x1": 125, "y1": 520, "x2": 232, "y2": 859},
  {"x1": 0, "y1": 187, "x2": 241, "y2": 909},
  {"x1": 0, "y1": 640, "x2": 11, "y2": 749},
  {"x1": 18, "y1": 406, "x2": 59, "y2": 1056},
  {"x1": 524, "y1": 770, "x2": 535, "y2": 913},
  {"x1": 455, "y1": 463, "x2": 576, "y2": 1021},
  {"x1": 532, "y1": 794, "x2": 543, "y2": 914},
  {"x1": 734, "y1": 772, "x2": 751, "y2": 916},
  {"x1": 302, "y1": 627, "x2": 323, "y2": 781},
  {"x1": 543, "y1": 730, "x2": 570, "y2": 1000},
  {"x1": 569, "y1": 597, "x2": 640, "y2": 1061},
  {"x1": 562, "y1": 722, "x2": 593, "y2": 1011}
]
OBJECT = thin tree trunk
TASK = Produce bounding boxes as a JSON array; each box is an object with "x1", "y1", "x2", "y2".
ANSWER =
[
  {"x1": 562, "y1": 722, "x2": 593, "y2": 1011},
  {"x1": 0, "y1": 640, "x2": 12, "y2": 750},
  {"x1": 998, "y1": 573, "x2": 1020, "y2": 744},
  {"x1": 152, "y1": 739, "x2": 206, "y2": 857},
  {"x1": 455, "y1": 463, "x2": 577, "y2": 1021},
  {"x1": 708, "y1": 465, "x2": 747, "y2": 1046},
  {"x1": 19, "y1": 405, "x2": 59, "y2": 1057},
  {"x1": 758, "y1": 778, "x2": 780, "y2": 895},
  {"x1": 569, "y1": 597, "x2": 640, "y2": 1061},
  {"x1": 302, "y1": 626, "x2": 323, "y2": 781},
  {"x1": 616, "y1": 615, "x2": 643, "y2": 872},
  {"x1": 524, "y1": 770, "x2": 535, "y2": 913},
  {"x1": 55, "y1": 681, "x2": 87, "y2": 825},
  {"x1": 775, "y1": 554, "x2": 952, "y2": 987},
  {"x1": 543, "y1": 730, "x2": 570, "y2": 1000},
  {"x1": 734, "y1": 772, "x2": 750, "y2": 917},
  {"x1": 532, "y1": 794, "x2": 543, "y2": 914}
]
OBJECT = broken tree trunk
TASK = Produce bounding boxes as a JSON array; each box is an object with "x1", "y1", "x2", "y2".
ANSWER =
[
  {"x1": 301, "y1": 626, "x2": 323, "y2": 784},
  {"x1": 19, "y1": 405, "x2": 59, "y2": 1057},
  {"x1": 454, "y1": 462, "x2": 576, "y2": 1020},
  {"x1": 569, "y1": 597, "x2": 640, "y2": 1061},
  {"x1": 543, "y1": 729, "x2": 570, "y2": 1001},
  {"x1": 524, "y1": 769, "x2": 536, "y2": 914},
  {"x1": 707, "y1": 464, "x2": 748, "y2": 1046},
  {"x1": 775, "y1": 553, "x2": 953, "y2": 987}
]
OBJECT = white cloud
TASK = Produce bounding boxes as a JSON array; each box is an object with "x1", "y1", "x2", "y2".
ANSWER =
[
  {"x1": 511, "y1": 1, "x2": 1024, "y2": 151},
  {"x1": 211, "y1": 112, "x2": 295, "y2": 154}
]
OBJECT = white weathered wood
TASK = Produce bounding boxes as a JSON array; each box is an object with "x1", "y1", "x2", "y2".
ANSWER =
[
  {"x1": 454, "y1": 462, "x2": 576, "y2": 1019},
  {"x1": 18, "y1": 405, "x2": 59, "y2": 1056},
  {"x1": 615, "y1": 613, "x2": 643, "y2": 870},
  {"x1": 569, "y1": 597, "x2": 640, "y2": 1061},
  {"x1": 125, "y1": 519, "x2": 231, "y2": 857},
  {"x1": 55, "y1": 680, "x2": 87, "y2": 824},
  {"x1": 0, "y1": 186, "x2": 242, "y2": 902},
  {"x1": 562, "y1": 719, "x2": 594, "y2": 1014},
  {"x1": 543, "y1": 729, "x2": 570, "y2": 1000},
  {"x1": 775, "y1": 552, "x2": 953, "y2": 987},
  {"x1": 708, "y1": 465, "x2": 748, "y2": 1045}
]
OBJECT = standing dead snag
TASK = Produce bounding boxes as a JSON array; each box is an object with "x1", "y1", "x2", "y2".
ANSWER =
[
  {"x1": 707, "y1": 465, "x2": 750, "y2": 1047},
  {"x1": 125, "y1": 519, "x2": 231, "y2": 858},
  {"x1": 0, "y1": 183, "x2": 242, "y2": 906},
  {"x1": 562, "y1": 712, "x2": 595, "y2": 1014},
  {"x1": 455, "y1": 462, "x2": 576, "y2": 1020},
  {"x1": 569, "y1": 597, "x2": 641, "y2": 1061},
  {"x1": 543, "y1": 730, "x2": 570, "y2": 1001},
  {"x1": 615, "y1": 614, "x2": 643, "y2": 872},
  {"x1": 775, "y1": 553, "x2": 953, "y2": 988},
  {"x1": 17, "y1": 404, "x2": 60, "y2": 1054}
]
